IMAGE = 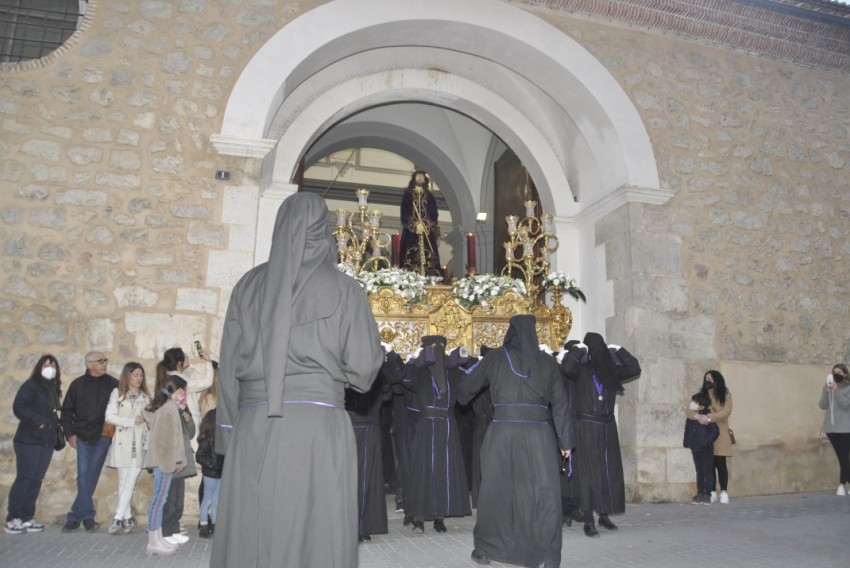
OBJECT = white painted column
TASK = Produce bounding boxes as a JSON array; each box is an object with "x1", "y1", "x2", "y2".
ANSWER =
[{"x1": 255, "y1": 182, "x2": 299, "y2": 265}]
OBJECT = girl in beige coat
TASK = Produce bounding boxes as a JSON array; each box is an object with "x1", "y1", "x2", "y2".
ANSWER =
[
  {"x1": 688, "y1": 370, "x2": 733, "y2": 503},
  {"x1": 142, "y1": 375, "x2": 187, "y2": 556},
  {"x1": 105, "y1": 363, "x2": 150, "y2": 535}
]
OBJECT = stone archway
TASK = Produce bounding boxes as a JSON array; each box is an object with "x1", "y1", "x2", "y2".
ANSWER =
[{"x1": 211, "y1": 0, "x2": 665, "y2": 335}]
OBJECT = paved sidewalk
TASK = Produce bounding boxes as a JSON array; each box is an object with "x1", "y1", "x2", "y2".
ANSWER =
[{"x1": 1, "y1": 491, "x2": 846, "y2": 567}]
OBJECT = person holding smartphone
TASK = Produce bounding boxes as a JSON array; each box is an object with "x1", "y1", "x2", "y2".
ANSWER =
[{"x1": 819, "y1": 364, "x2": 850, "y2": 496}]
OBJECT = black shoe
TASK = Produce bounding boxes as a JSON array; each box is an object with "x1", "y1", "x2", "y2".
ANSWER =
[
  {"x1": 403, "y1": 515, "x2": 412, "y2": 526},
  {"x1": 433, "y1": 518, "x2": 447, "y2": 533},
  {"x1": 471, "y1": 549, "x2": 491, "y2": 565},
  {"x1": 411, "y1": 520, "x2": 424, "y2": 534},
  {"x1": 62, "y1": 520, "x2": 81, "y2": 533},
  {"x1": 358, "y1": 534, "x2": 371, "y2": 542},
  {"x1": 82, "y1": 519, "x2": 100, "y2": 532},
  {"x1": 598, "y1": 515, "x2": 618, "y2": 530},
  {"x1": 199, "y1": 524, "x2": 212, "y2": 538},
  {"x1": 583, "y1": 523, "x2": 599, "y2": 538}
]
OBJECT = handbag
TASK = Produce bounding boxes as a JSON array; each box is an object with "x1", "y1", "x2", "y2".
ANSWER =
[
  {"x1": 55, "y1": 421, "x2": 66, "y2": 451},
  {"x1": 102, "y1": 422, "x2": 116, "y2": 438},
  {"x1": 728, "y1": 427, "x2": 737, "y2": 445}
]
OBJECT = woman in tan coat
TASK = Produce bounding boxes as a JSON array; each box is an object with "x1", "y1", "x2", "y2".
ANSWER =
[
  {"x1": 142, "y1": 375, "x2": 187, "y2": 556},
  {"x1": 688, "y1": 370, "x2": 733, "y2": 503}
]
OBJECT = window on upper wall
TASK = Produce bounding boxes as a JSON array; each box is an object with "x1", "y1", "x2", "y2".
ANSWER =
[{"x1": 0, "y1": 0, "x2": 87, "y2": 64}]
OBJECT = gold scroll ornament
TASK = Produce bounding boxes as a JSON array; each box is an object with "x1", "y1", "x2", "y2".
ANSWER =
[{"x1": 370, "y1": 285, "x2": 572, "y2": 358}]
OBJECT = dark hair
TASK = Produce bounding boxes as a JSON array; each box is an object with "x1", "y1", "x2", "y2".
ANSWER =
[
  {"x1": 833, "y1": 363, "x2": 849, "y2": 377},
  {"x1": 146, "y1": 374, "x2": 187, "y2": 413},
  {"x1": 30, "y1": 354, "x2": 61, "y2": 395},
  {"x1": 691, "y1": 391, "x2": 712, "y2": 410},
  {"x1": 118, "y1": 362, "x2": 150, "y2": 400},
  {"x1": 156, "y1": 347, "x2": 186, "y2": 392},
  {"x1": 407, "y1": 170, "x2": 430, "y2": 192},
  {"x1": 198, "y1": 408, "x2": 216, "y2": 443},
  {"x1": 702, "y1": 370, "x2": 728, "y2": 406}
]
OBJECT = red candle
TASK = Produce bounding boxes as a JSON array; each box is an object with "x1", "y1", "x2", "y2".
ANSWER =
[
  {"x1": 441, "y1": 265, "x2": 449, "y2": 282},
  {"x1": 467, "y1": 232, "x2": 476, "y2": 275},
  {"x1": 391, "y1": 233, "x2": 401, "y2": 267}
]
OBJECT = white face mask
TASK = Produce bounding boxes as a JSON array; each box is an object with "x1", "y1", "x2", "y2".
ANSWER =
[
  {"x1": 41, "y1": 366, "x2": 57, "y2": 380},
  {"x1": 688, "y1": 401, "x2": 700, "y2": 411}
]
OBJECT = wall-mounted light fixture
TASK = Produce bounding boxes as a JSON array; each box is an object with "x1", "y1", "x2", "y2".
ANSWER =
[
  {"x1": 215, "y1": 170, "x2": 231, "y2": 181},
  {"x1": 476, "y1": 211, "x2": 487, "y2": 222}
]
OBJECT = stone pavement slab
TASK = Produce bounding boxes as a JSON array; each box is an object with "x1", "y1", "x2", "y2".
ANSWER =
[{"x1": 1, "y1": 491, "x2": 846, "y2": 567}]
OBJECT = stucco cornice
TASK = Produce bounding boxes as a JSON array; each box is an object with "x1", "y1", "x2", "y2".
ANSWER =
[
  {"x1": 210, "y1": 135, "x2": 277, "y2": 159},
  {"x1": 517, "y1": 0, "x2": 850, "y2": 74}
]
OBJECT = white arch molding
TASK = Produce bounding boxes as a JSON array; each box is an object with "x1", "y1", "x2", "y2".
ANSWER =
[{"x1": 211, "y1": 0, "x2": 669, "y2": 335}]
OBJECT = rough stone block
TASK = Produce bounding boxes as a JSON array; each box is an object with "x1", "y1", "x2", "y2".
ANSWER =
[
  {"x1": 136, "y1": 248, "x2": 173, "y2": 266},
  {"x1": 187, "y1": 222, "x2": 226, "y2": 247},
  {"x1": 55, "y1": 189, "x2": 108, "y2": 207},
  {"x1": 29, "y1": 208, "x2": 66, "y2": 228},
  {"x1": 125, "y1": 312, "x2": 207, "y2": 358},
  {"x1": 176, "y1": 287, "x2": 218, "y2": 314},
  {"x1": 666, "y1": 447, "x2": 695, "y2": 483},
  {"x1": 109, "y1": 150, "x2": 141, "y2": 170},
  {"x1": 206, "y1": 250, "x2": 252, "y2": 288},
  {"x1": 85, "y1": 318, "x2": 115, "y2": 351},
  {"x1": 4, "y1": 276, "x2": 38, "y2": 299},
  {"x1": 38, "y1": 322, "x2": 67, "y2": 344},
  {"x1": 20, "y1": 139, "x2": 61, "y2": 161},
  {"x1": 113, "y1": 285, "x2": 159, "y2": 308}
]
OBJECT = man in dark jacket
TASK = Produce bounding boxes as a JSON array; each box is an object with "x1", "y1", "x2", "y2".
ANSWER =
[{"x1": 60, "y1": 351, "x2": 118, "y2": 532}]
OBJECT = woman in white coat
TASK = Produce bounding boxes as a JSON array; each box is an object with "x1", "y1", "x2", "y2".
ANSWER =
[{"x1": 105, "y1": 362, "x2": 151, "y2": 534}]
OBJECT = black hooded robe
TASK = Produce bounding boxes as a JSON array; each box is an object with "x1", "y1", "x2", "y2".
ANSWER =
[
  {"x1": 458, "y1": 316, "x2": 574, "y2": 568},
  {"x1": 559, "y1": 336, "x2": 640, "y2": 517}
]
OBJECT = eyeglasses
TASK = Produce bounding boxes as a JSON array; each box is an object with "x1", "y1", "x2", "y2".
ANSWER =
[{"x1": 87, "y1": 358, "x2": 109, "y2": 364}]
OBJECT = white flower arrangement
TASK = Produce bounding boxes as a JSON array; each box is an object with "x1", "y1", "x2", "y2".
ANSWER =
[
  {"x1": 352, "y1": 268, "x2": 428, "y2": 304},
  {"x1": 540, "y1": 271, "x2": 586, "y2": 302},
  {"x1": 452, "y1": 274, "x2": 526, "y2": 309}
]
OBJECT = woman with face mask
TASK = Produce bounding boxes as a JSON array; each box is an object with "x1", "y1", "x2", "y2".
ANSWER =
[
  {"x1": 5, "y1": 355, "x2": 63, "y2": 534},
  {"x1": 687, "y1": 370, "x2": 733, "y2": 504},
  {"x1": 819, "y1": 364, "x2": 850, "y2": 496}
]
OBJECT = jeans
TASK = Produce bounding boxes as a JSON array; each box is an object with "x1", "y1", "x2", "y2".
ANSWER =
[
  {"x1": 827, "y1": 432, "x2": 850, "y2": 484},
  {"x1": 692, "y1": 450, "x2": 715, "y2": 496},
  {"x1": 68, "y1": 436, "x2": 111, "y2": 522},
  {"x1": 114, "y1": 459, "x2": 142, "y2": 520},
  {"x1": 200, "y1": 476, "x2": 221, "y2": 524},
  {"x1": 147, "y1": 468, "x2": 172, "y2": 531},
  {"x1": 6, "y1": 442, "x2": 53, "y2": 522}
]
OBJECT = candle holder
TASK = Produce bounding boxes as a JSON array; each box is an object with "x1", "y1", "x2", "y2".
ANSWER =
[
  {"x1": 502, "y1": 200, "x2": 558, "y2": 300},
  {"x1": 334, "y1": 188, "x2": 393, "y2": 274}
]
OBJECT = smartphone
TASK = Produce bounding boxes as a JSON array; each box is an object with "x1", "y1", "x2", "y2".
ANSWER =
[
  {"x1": 194, "y1": 340, "x2": 204, "y2": 358},
  {"x1": 827, "y1": 374, "x2": 835, "y2": 387}
]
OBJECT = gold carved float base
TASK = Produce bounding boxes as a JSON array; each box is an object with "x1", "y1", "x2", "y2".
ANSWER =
[{"x1": 370, "y1": 286, "x2": 572, "y2": 357}]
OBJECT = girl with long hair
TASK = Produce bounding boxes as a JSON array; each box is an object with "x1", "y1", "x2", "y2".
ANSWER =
[
  {"x1": 105, "y1": 362, "x2": 151, "y2": 534},
  {"x1": 5, "y1": 354, "x2": 63, "y2": 534},
  {"x1": 819, "y1": 363, "x2": 850, "y2": 495},
  {"x1": 694, "y1": 370, "x2": 733, "y2": 503},
  {"x1": 143, "y1": 374, "x2": 187, "y2": 555}
]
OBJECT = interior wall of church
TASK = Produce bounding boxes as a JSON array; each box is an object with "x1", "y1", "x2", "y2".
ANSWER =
[{"x1": 0, "y1": 0, "x2": 847, "y2": 520}]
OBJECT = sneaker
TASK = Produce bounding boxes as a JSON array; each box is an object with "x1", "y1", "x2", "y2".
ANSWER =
[
  {"x1": 690, "y1": 494, "x2": 701, "y2": 505},
  {"x1": 199, "y1": 523, "x2": 212, "y2": 538},
  {"x1": 719, "y1": 491, "x2": 730, "y2": 504},
  {"x1": 123, "y1": 517, "x2": 137, "y2": 534},
  {"x1": 107, "y1": 519, "x2": 124, "y2": 535},
  {"x1": 709, "y1": 491, "x2": 718, "y2": 504},
  {"x1": 21, "y1": 519, "x2": 44, "y2": 532},
  {"x1": 4, "y1": 519, "x2": 27, "y2": 535},
  {"x1": 62, "y1": 520, "x2": 81, "y2": 533},
  {"x1": 700, "y1": 494, "x2": 711, "y2": 505},
  {"x1": 179, "y1": 523, "x2": 188, "y2": 536},
  {"x1": 164, "y1": 533, "x2": 189, "y2": 544},
  {"x1": 82, "y1": 518, "x2": 100, "y2": 532},
  {"x1": 837, "y1": 485, "x2": 846, "y2": 496}
]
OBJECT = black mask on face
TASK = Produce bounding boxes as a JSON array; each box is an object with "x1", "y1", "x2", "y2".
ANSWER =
[
  {"x1": 703, "y1": 380, "x2": 715, "y2": 390},
  {"x1": 835, "y1": 373, "x2": 846, "y2": 383}
]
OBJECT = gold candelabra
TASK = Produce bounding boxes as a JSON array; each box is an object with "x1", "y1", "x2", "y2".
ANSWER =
[
  {"x1": 334, "y1": 188, "x2": 392, "y2": 274},
  {"x1": 502, "y1": 199, "x2": 558, "y2": 300}
]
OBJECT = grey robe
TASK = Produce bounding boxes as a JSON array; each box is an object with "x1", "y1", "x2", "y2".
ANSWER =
[{"x1": 212, "y1": 193, "x2": 383, "y2": 568}]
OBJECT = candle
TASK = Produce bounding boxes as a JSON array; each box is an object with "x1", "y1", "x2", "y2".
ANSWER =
[
  {"x1": 391, "y1": 233, "x2": 400, "y2": 267},
  {"x1": 467, "y1": 232, "x2": 477, "y2": 274},
  {"x1": 441, "y1": 265, "x2": 449, "y2": 282}
]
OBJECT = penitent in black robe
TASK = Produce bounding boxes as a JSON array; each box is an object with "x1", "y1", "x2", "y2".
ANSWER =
[
  {"x1": 560, "y1": 343, "x2": 640, "y2": 516},
  {"x1": 458, "y1": 345, "x2": 573, "y2": 568},
  {"x1": 401, "y1": 355, "x2": 471, "y2": 521}
]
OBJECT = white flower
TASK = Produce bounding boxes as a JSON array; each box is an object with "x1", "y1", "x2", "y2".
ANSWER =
[
  {"x1": 345, "y1": 267, "x2": 428, "y2": 305},
  {"x1": 452, "y1": 274, "x2": 526, "y2": 308}
]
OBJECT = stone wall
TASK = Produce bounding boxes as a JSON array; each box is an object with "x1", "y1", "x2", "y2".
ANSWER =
[{"x1": 0, "y1": 0, "x2": 847, "y2": 522}]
